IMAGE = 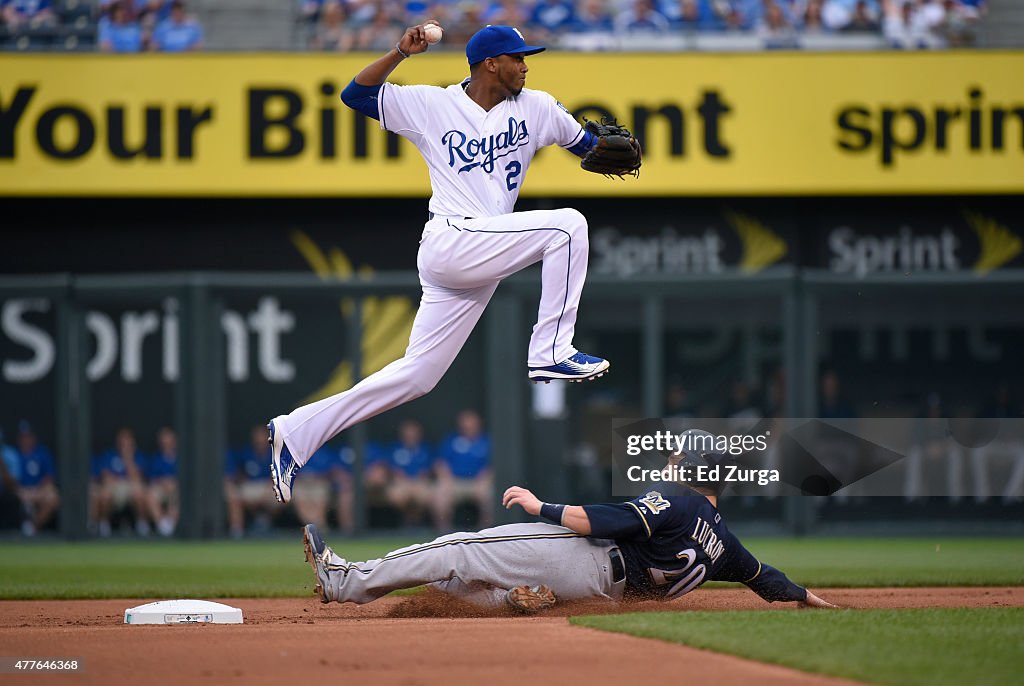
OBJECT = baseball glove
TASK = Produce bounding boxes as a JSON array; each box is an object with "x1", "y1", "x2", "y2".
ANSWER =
[{"x1": 580, "y1": 117, "x2": 642, "y2": 179}]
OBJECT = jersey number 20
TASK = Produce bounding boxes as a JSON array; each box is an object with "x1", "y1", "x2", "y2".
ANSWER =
[
  {"x1": 647, "y1": 549, "x2": 707, "y2": 600},
  {"x1": 505, "y1": 161, "x2": 521, "y2": 191}
]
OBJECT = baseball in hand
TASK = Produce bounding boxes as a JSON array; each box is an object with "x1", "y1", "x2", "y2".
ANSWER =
[{"x1": 424, "y1": 24, "x2": 442, "y2": 44}]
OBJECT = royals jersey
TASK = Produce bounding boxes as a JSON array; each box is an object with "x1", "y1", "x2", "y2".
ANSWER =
[{"x1": 377, "y1": 83, "x2": 585, "y2": 218}]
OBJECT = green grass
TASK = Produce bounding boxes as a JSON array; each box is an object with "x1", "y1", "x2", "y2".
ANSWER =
[
  {"x1": 0, "y1": 538, "x2": 418, "y2": 600},
  {"x1": 704, "y1": 537, "x2": 1024, "y2": 587},
  {"x1": 572, "y1": 608, "x2": 1024, "y2": 686},
  {"x1": 0, "y1": 537, "x2": 1021, "y2": 600}
]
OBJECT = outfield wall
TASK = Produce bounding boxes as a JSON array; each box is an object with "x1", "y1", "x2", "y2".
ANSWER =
[{"x1": 2, "y1": 52, "x2": 1023, "y2": 196}]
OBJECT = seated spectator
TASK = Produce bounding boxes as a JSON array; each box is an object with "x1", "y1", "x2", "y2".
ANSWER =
[
  {"x1": 1, "y1": 0, "x2": 56, "y2": 31},
  {"x1": 346, "y1": 0, "x2": 379, "y2": 28},
  {"x1": 292, "y1": 445, "x2": 336, "y2": 530},
  {"x1": 614, "y1": 0, "x2": 671, "y2": 35},
  {"x1": 224, "y1": 425, "x2": 281, "y2": 538},
  {"x1": 132, "y1": 0, "x2": 172, "y2": 29},
  {"x1": 98, "y1": 1, "x2": 144, "y2": 52},
  {"x1": 361, "y1": 439, "x2": 393, "y2": 496},
  {"x1": 299, "y1": 0, "x2": 326, "y2": 24},
  {"x1": 384, "y1": 419, "x2": 435, "y2": 527},
  {"x1": 660, "y1": 0, "x2": 720, "y2": 31},
  {"x1": 146, "y1": 426, "x2": 179, "y2": 537},
  {"x1": 882, "y1": 0, "x2": 926, "y2": 48},
  {"x1": 14, "y1": 420, "x2": 59, "y2": 537},
  {"x1": 354, "y1": 0, "x2": 404, "y2": 52},
  {"x1": 529, "y1": 0, "x2": 576, "y2": 40},
  {"x1": 841, "y1": 0, "x2": 881, "y2": 30},
  {"x1": 570, "y1": 0, "x2": 614, "y2": 33},
  {"x1": 0, "y1": 430, "x2": 22, "y2": 531},
  {"x1": 802, "y1": 0, "x2": 827, "y2": 30},
  {"x1": 824, "y1": 0, "x2": 882, "y2": 29},
  {"x1": 938, "y1": 0, "x2": 975, "y2": 45},
  {"x1": 91, "y1": 427, "x2": 149, "y2": 537},
  {"x1": 150, "y1": 0, "x2": 202, "y2": 51},
  {"x1": 310, "y1": 1, "x2": 356, "y2": 51},
  {"x1": 481, "y1": 0, "x2": 528, "y2": 27},
  {"x1": 445, "y1": 1, "x2": 485, "y2": 44},
  {"x1": 917, "y1": 0, "x2": 946, "y2": 28},
  {"x1": 434, "y1": 409, "x2": 493, "y2": 531},
  {"x1": 711, "y1": 0, "x2": 747, "y2": 29}
]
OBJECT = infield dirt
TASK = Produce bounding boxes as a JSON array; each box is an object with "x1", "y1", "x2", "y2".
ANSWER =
[{"x1": 2, "y1": 587, "x2": 1022, "y2": 686}]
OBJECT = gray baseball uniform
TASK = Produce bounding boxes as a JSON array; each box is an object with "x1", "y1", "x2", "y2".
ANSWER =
[{"x1": 320, "y1": 523, "x2": 625, "y2": 608}]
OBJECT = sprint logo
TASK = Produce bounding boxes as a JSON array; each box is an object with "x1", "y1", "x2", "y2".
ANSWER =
[
  {"x1": 963, "y1": 209, "x2": 1023, "y2": 275},
  {"x1": 290, "y1": 229, "x2": 417, "y2": 403},
  {"x1": 724, "y1": 209, "x2": 788, "y2": 274}
]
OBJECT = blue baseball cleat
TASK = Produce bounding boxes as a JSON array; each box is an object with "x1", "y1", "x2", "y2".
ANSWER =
[
  {"x1": 528, "y1": 352, "x2": 610, "y2": 383},
  {"x1": 268, "y1": 419, "x2": 299, "y2": 504},
  {"x1": 303, "y1": 523, "x2": 336, "y2": 604}
]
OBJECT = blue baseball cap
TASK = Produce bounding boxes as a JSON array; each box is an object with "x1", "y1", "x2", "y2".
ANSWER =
[{"x1": 466, "y1": 25, "x2": 545, "y2": 66}]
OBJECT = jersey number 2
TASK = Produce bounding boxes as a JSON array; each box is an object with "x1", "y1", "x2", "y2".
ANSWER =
[
  {"x1": 647, "y1": 549, "x2": 707, "y2": 600},
  {"x1": 505, "y1": 161, "x2": 521, "y2": 191}
]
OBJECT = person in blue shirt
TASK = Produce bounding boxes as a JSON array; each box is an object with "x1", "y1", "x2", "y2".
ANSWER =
[
  {"x1": 1, "y1": 0, "x2": 55, "y2": 31},
  {"x1": 146, "y1": 426, "x2": 179, "y2": 537},
  {"x1": 355, "y1": 438, "x2": 399, "y2": 515},
  {"x1": 224, "y1": 425, "x2": 281, "y2": 538},
  {"x1": 529, "y1": 0, "x2": 576, "y2": 40},
  {"x1": 98, "y1": 1, "x2": 144, "y2": 53},
  {"x1": 90, "y1": 427, "x2": 149, "y2": 537},
  {"x1": 383, "y1": 419, "x2": 435, "y2": 526},
  {"x1": 569, "y1": 0, "x2": 614, "y2": 33},
  {"x1": 14, "y1": 420, "x2": 60, "y2": 537},
  {"x1": 150, "y1": 1, "x2": 203, "y2": 52},
  {"x1": 614, "y1": 0, "x2": 671, "y2": 34},
  {"x1": 435, "y1": 409, "x2": 492, "y2": 531}
]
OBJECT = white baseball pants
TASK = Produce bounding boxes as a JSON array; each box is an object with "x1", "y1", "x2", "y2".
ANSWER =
[{"x1": 276, "y1": 207, "x2": 589, "y2": 464}]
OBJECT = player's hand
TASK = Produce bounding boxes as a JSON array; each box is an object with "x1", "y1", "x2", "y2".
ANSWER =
[
  {"x1": 397, "y1": 20, "x2": 441, "y2": 56},
  {"x1": 799, "y1": 590, "x2": 839, "y2": 609},
  {"x1": 502, "y1": 486, "x2": 543, "y2": 516}
]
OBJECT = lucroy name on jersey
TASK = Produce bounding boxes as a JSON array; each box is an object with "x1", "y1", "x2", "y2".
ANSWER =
[{"x1": 691, "y1": 516, "x2": 726, "y2": 564}]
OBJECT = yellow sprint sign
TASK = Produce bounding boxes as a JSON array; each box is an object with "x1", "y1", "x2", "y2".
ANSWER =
[{"x1": 0, "y1": 52, "x2": 1021, "y2": 196}]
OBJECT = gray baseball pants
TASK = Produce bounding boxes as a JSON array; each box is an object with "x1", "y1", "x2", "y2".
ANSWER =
[{"x1": 322, "y1": 523, "x2": 625, "y2": 608}]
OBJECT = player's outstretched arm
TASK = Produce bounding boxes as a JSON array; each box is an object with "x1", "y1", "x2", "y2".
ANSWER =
[
  {"x1": 502, "y1": 486, "x2": 593, "y2": 535},
  {"x1": 352, "y1": 20, "x2": 440, "y2": 87}
]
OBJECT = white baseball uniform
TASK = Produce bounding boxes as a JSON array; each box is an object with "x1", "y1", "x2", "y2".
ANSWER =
[{"x1": 276, "y1": 81, "x2": 591, "y2": 465}]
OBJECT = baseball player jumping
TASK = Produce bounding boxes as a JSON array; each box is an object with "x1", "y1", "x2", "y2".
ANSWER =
[
  {"x1": 267, "y1": 23, "x2": 641, "y2": 503},
  {"x1": 300, "y1": 480, "x2": 836, "y2": 612}
]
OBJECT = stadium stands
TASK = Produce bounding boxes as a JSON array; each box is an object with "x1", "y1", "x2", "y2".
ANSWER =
[{"x1": 0, "y1": 0, "x2": 1008, "y2": 52}]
